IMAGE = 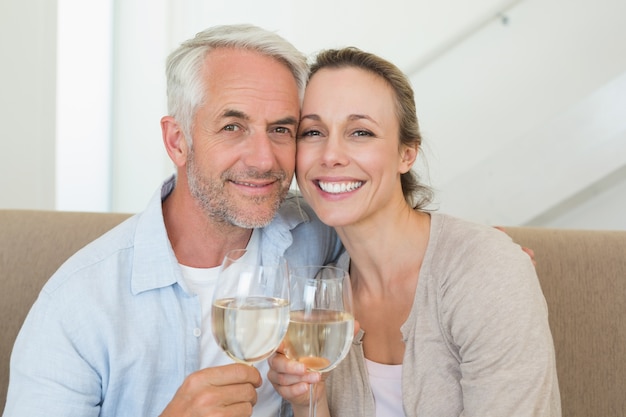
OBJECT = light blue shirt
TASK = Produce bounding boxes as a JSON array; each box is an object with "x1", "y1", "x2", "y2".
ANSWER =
[{"x1": 3, "y1": 176, "x2": 342, "y2": 417}]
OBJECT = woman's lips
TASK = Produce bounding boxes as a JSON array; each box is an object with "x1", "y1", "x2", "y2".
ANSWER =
[{"x1": 317, "y1": 180, "x2": 363, "y2": 194}]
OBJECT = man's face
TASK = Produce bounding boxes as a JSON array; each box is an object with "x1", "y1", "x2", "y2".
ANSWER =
[{"x1": 187, "y1": 48, "x2": 300, "y2": 228}]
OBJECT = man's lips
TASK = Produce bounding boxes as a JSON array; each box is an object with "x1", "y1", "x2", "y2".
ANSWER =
[
  {"x1": 227, "y1": 178, "x2": 283, "y2": 197},
  {"x1": 231, "y1": 179, "x2": 276, "y2": 187}
]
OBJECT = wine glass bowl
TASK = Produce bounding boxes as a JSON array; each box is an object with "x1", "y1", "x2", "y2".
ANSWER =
[
  {"x1": 284, "y1": 265, "x2": 354, "y2": 416},
  {"x1": 211, "y1": 249, "x2": 290, "y2": 365}
]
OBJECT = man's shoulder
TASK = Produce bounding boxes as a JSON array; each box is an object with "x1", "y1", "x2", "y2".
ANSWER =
[
  {"x1": 275, "y1": 192, "x2": 317, "y2": 225},
  {"x1": 281, "y1": 191, "x2": 310, "y2": 208},
  {"x1": 274, "y1": 193, "x2": 343, "y2": 262},
  {"x1": 45, "y1": 215, "x2": 140, "y2": 293}
]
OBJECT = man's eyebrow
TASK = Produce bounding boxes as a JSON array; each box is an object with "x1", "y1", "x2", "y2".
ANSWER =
[
  {"x1": 222, "y1": 110, "x2": 297, "y2": 126},
  {"x1": 222, "y1": 109, "x2": 249, "y2": 120},
  {"x1": 272, "y1": 116, "x2": 299, "y2": 126}
]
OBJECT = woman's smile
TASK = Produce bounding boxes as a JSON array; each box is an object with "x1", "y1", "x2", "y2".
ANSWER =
[{"x1": 317, "y1": 180, "x2": 364, "y2": 194}]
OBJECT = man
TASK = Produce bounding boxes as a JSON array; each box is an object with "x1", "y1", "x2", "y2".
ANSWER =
[{"x1": 3, "y1": 24, "x2": 340, "y2": 417}]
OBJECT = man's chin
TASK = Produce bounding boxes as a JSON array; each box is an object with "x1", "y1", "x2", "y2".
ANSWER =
[
  {"x1": 229, "y1": 215, "x2": 274, "y2": 229},
  {"x1": 216, "y1": 190, "x2": 287, "y2": 228},
  {"x1": 227, "y1": 205, "x2": 280, "y2": 229}
]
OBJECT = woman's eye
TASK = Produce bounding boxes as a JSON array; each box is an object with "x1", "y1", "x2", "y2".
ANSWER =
[
  {"x1": 299, "y1": 129, "x2": 322, "y2": 138},
  {"x1": 353, "y1": 129, "x2": 373, "y2": 137}
]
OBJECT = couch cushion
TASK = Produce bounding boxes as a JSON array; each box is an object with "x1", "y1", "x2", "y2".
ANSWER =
[
  {"x1": 0, "y1": 209, "x2": 131, "y2": 414},
  {"x1": 506, "y1": 227, "x2": 626, "y2": 417}
]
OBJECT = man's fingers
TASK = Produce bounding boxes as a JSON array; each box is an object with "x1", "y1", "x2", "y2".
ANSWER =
[
  {"x1": 203, "y1": 382, "x2": 259, "y2": 408},
  {"x1": 198, "y1": 363, "x2": 262, "y2": 388},
  {"x1": 159, "y1": 364, "x2": 261, "y2": 417}
]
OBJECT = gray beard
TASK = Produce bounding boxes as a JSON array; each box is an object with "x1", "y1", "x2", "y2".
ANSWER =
[{"x1": 186, "y1": 148, "x2": 288, "y2": 229}]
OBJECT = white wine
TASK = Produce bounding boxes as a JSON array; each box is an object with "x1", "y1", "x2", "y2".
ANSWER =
[
  {"x1": 284, "y1": 309, "x2": 354, "y2": 372},
  {"x1": 212, "y1": 296, "x2": 289, "y2": 364}
]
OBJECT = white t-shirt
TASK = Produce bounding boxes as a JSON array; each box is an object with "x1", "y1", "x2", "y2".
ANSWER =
[
  {"x1": 180, "y1": 230, "x2": 280, "y2": 417},
  {"x1": 366, "y1": 358, "x2": 405, "y2": 416}
]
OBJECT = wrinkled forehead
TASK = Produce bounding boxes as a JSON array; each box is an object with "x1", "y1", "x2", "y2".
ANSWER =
[{"x1": 200, "y1": 48, "x2": 301, "y2": 117}]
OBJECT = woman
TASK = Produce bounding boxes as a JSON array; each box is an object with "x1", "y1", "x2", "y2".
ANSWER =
[{"x1": 268, "y1": 47, "x2": 561, "y2": 417}]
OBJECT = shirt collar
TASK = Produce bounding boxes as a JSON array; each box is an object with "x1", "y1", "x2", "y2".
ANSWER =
[
  {"x1": 130, "y1": 178, "x2": 310, "y2": 295},
  {"x1": 259, "y1": 193, "x2": 310, "y2": 263},
  {"x1": 131, "y1": 176, "x2": 182, "y2": 295}
]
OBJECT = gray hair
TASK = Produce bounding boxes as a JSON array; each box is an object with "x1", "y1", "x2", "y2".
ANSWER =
[{"x1": 165, "y1": 24, "x2": 308, "y2": 145}]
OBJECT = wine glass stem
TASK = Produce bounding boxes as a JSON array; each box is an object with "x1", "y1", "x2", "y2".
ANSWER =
[{"x1": 309, "y1": 382, "x2": 318, "y2": 417}]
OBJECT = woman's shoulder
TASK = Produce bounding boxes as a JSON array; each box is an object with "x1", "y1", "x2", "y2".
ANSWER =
[
  {"x1": 429, "y1": 212, "x2": 512, "y2": 250},
  {"x1": 424, "y1": 211, "x2": 533, "y2": 280}
]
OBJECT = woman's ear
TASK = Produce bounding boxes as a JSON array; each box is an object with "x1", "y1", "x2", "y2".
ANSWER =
[
  {"x1": 399, "y1": 144, "x2": 418, "y2": 174},
  {"x1": 161, "y1": 116, "x2": 189, "y2": 167}
]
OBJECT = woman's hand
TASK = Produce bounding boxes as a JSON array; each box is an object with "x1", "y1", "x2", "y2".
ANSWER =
[
  {"x1": 267, "y1": 346, "x2": 322, "y2": 409},
  {"x1": 268, "y1": 324, "x2": 360, "y2": 417}
]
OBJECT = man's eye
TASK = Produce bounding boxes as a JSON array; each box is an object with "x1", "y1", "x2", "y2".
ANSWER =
[
  {"x1": 223, "y1": 124, "x2": 240, "y2": 132},
  {"x1": 274, "y1": 126, "x2": 293, "y2": 135}
]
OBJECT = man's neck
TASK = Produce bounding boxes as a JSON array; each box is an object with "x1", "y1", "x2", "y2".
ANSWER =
[{"x1": 162, "y1": 186, "x2": 253, "y2": 268}]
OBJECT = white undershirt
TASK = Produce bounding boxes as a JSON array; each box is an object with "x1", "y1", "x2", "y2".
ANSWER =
[
  {"x1": 366, "y1": 358, "x2": 405, "y2": 416},
  {"x1": 179, "y1": 230, "x2": 279, "y2": 417},
  {"x1": 181, "y1": 229, "x2": 261, "y2": 368}
]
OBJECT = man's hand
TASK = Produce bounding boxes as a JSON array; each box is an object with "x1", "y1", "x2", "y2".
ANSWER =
[{"x1": 160, "y1": 363, "x2": 262, "y2": 417}]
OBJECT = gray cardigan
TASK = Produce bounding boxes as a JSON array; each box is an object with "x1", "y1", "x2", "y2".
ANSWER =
[{"x1": 325, "y1": 213, "x2": 561, "y2": 416}]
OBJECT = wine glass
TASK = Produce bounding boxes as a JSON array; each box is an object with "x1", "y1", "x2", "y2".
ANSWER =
[
  {"x1": 211, "y1": 249, "x2": 290, "y2": 365},
  {"x1": 284, "y1": 265, "x2": 354, "y2": 417}
]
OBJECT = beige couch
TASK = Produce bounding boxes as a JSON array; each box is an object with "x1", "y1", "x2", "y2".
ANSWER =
[{"x1": 1, "y1": 209, "x2": 625, "y2": 416}]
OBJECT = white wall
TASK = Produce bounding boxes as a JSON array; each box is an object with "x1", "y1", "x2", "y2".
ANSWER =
[
  {"x1": 0, "y1": 0, "x2": 57, "y2": 210},
  {"x1": 408, "y1": 0, "x2": 626, "y2": 228},
  {"x1": 1, "y1": 0, "x2": 625, "y2": 230},
  {"x1": 56, "y1": 0, "x2": 113, "y2": 211},
  {"x1": 109, "y1": 0, "x2": 171, "y2": 212},
  {"x1": 530, "y1": 165, "x2": 626, "y2": 230}
]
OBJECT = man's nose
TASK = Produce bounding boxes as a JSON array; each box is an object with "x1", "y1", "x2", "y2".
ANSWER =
[{"x1": 243, "y1": 132, "x2": 276, "y2": 171}]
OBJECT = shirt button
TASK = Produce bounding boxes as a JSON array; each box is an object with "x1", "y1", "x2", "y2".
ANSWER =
[{"x1": 193, "y1": 328, "x2": 201, "y2": 337}]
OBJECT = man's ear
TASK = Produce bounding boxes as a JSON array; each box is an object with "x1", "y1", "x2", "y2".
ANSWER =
[
  {"x1": 399, "y1": 144, "x2": 418, "y2": 174},
  {"x1": 161, "y1": 116, "x2": 189, "y2": 167}
]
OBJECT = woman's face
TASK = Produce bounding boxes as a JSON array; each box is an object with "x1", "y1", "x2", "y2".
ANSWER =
[{"x1": 296, "y1": 66, "x2": 415, "y2": 227}]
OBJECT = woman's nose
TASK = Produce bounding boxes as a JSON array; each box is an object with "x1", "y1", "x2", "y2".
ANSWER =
[{"x1": 320, "y1": 135, "x2": 349, "y2": 168}]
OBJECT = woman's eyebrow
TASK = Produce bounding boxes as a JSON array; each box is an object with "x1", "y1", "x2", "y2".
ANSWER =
[
  {"x1": 348, "y1": 114, "x2": 378, "y2": 125},
  {"x1": 301, "y1": 113, "x2": 377, "y2": 124},
  {"x1": 300, "y1": 114, "x2": 321, "y2": 122}
]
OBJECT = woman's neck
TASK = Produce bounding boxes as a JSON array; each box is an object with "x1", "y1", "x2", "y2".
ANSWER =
[{"x1": 337, "y1": 205, "x2": 431, "y2": 296}]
